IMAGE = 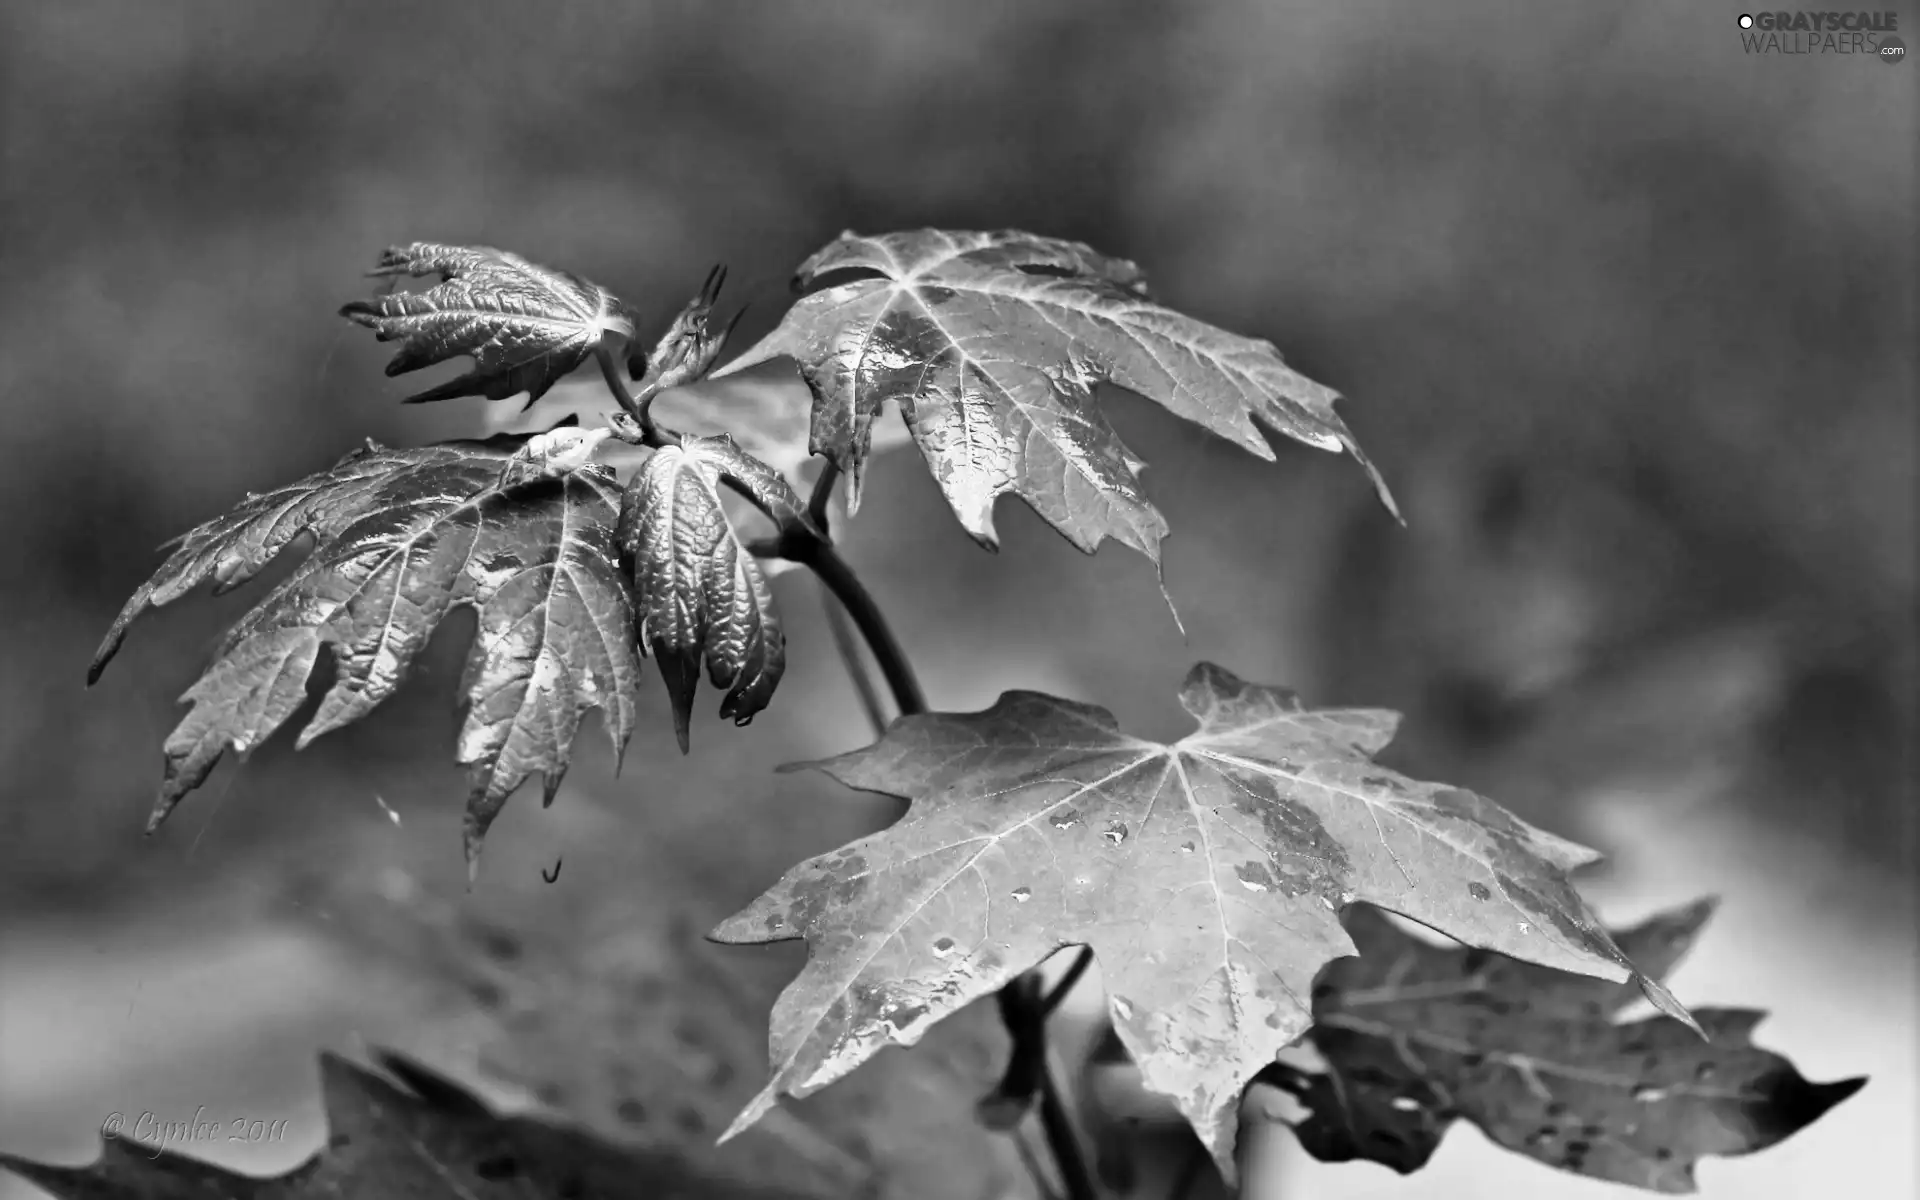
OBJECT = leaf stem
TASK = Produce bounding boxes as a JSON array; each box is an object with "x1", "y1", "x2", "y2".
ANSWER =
[
  {"x1": 595, "y1": 345, "x2": 680, "y2": 447},
  {"x1": 778, "y1": 534, "x2": 927, "y2": 718},
  {"x1": 806, "y1": 460, "x2": 842, "y2": 536},
  {"x1": 1042, "y1": 947, "x2": 1095, "y2": 1015},
  {"x1": 817, "y1": 575, "x2": 889, "y2": 736},
  {"x1": 1036, "y1": 1043, "x2": 1101, "y2": 1200}
]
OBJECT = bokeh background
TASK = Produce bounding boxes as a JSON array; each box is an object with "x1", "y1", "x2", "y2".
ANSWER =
[{"x1": 1, "y1": 1, "x2": 1912, "y2": 1198}]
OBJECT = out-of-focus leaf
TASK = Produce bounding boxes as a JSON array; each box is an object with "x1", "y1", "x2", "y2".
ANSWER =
[
  {"x1": 286, "y1": 854, "x2": 1028, "y2": 1200},
  {"x1": 616, "y1": 436, "x2": 805, "y2": 752},
  {"x1": 1279, "y1": 899, "x2": 1867, "y2": 1193},
  {"x1": 710, "y1": 662, "x2": 1694, "y2": 1182},
  {"x1": 716, "y1": 228, "x2": 1398, "y2": 559},
  {"x1": 88, "y1": 431, "x2": 639, "y2": 870},
  {"x1": 340, "y1": 242, "x2": 639, "y2": 408},
  {"x1": 0, "y1": 1050, "x2": 807, "y2": 1199}
]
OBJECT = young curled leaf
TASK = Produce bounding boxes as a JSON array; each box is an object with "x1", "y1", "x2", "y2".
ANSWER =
[
  {"x1": 635, "y1": 263, "x2": 746, "y2": 392},
  {"x1": 709, "y1": 663, "x2": 1695, "y2": 1184},
  {"x1": 616, "y1": 436, "x2": 803, "y2": 752},
  {"x1": 88, "y1": 431, "x2": 640, "y2": 871},
  {"x1": 716, "y1": 228, "x2": 1398, "y2": 561},
  {"x1": 340, "y1": 242, "x2": 640, "y2": 408},
  {"x1": 1281, "y1": 900, "x2": 1865, "y2": 1192}
]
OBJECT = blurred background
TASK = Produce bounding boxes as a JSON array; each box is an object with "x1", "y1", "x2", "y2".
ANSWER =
[{"x1": 0, "y1": 1, "x2": 1912, "y2": 1197}]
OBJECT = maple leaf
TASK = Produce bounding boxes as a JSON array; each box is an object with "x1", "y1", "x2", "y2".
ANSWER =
[
  {"x1": 0, "y1": 1050, "x2": 805, "y2": 1199},
  {"x1": 340, "y1": 242, "x2": 640, "y2": 408},
  {"x1": 714, "y1": 228, "x2": 1400, "y2": 560},
  {"x1": 710, "y1": 662, "x2": 1696, "y2": 1181},
  {"x1": 87, "y1": 429, "x2": 639, "y2": 869},
  {"x1": 616, "y1": 435, "x2": 809, "y2": 752},
  {"x1": 1275, "y1": 898, "x2": 1866, "y2": 1193}
]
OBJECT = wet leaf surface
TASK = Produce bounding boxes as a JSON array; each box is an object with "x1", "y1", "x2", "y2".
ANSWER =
[
  {"x1": 340, "y1": 243, "x2": 640, "y2": 408},
  {"x1": 718, "y1": 228, "x2": 1398, "y2": 559},
  {"x1": 89, "y1": 431, "x2": 639, "y2": 870},
  {"x1": 1283, "y1": 898, "x2": 1866, "y2": 1193},
  {"x1": 616, "y1": 436, "x2": 805, "y2": 751},
  {"x1": 710, "y1": 662, "x2": 1695, "y2": 1180}
]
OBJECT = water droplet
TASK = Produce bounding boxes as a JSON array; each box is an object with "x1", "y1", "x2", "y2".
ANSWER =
[
  {"x1": 1694, "y1": 1064, "x2": 1715, "y2": 1082},
  {"x1": 932, "y1": 936, "x2": 956, "y2": 957},
  {"x1": 1632, "y1": 1085, "x2": 1669, "y2": 1103},
  {"x1": 1339, "y1": 891, "x2": 1356, "y2": 905},
  {"x1": 1049, "y1": 809, "x2": 1079, "y2": 829},
  {"x1": 1010, "y1": 886, "x2": 1032, "y2": 903},
  {"x1": 1177, "y1": 841, "x2": 1196, "y2": 854},
  {"x1": 1102, "y1": 821, "x2": 1129, "y2": 845},
  {"x1": 1319, "y1": 895, "x2": 1335, "y2": 909},
  {"x1": 1111, "y1": 996, "x2": 1135, "y2": 1021},
  {"x1": 1517, "y1": 921, "x2": 1531, "y2": 933},
  {"x1": 1468, "y1": 882, "x2": 1491, "y2": 901},
  {"x1": 1390, "y1": 1096, "x2": 1421, "y2": 1112},
  {"x1": 1241, "y1": 878, "x2": 1269, "y2": 893}
]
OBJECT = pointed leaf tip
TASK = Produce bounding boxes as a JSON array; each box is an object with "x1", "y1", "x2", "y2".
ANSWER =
[{"x1": 1637, "y1": 973, "x2": 1704, "y2": 1038}]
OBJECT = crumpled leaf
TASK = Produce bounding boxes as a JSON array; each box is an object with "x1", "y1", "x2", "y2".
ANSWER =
[
  {"x1": 340, "y1": 242, "x2": 640, "y2": 408},
  {"x1": 1279, "y1": 898, "x2": 1866, "y2": 1193},
  {"x1": 616, "y1": 435, "x2": 806, "y2": 752},
  {"x1": 284, "y1": 785, "x2": 1037, "y2": 1200},
  {"x1": 88, "y1": 430, "x2": 639, "y2": 870},
  {"x1": 715, "y1": 228, "x2": 1399, "y2": 559},
  {"x1": 710, "y1": 662, "x2": 1695, "y2": 1182},
  {"x1": 0, "y1": 1049, "x2": 804, "y2": 1199}
]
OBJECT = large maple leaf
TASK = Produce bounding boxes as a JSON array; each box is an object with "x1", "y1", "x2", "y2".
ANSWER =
[
  {"x1": 711, "y1": 663, "x2": 1696, "y2": 1180},
  {"x1": 0, "y1": 1050, "x2": 804, "y2": 1199},
  {"x1": 1276, "y1": 899, "x2": 1865, "y2": 1192},
  {"x1": 87, "y1": 430, "x2": 639, "y2": 869},
  {"x1": 714, "y1": 228, "x2": 1399, "y2": 560},
  {"x1": 340, "y1": 242, "x2": 641, "y2": 408}
]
